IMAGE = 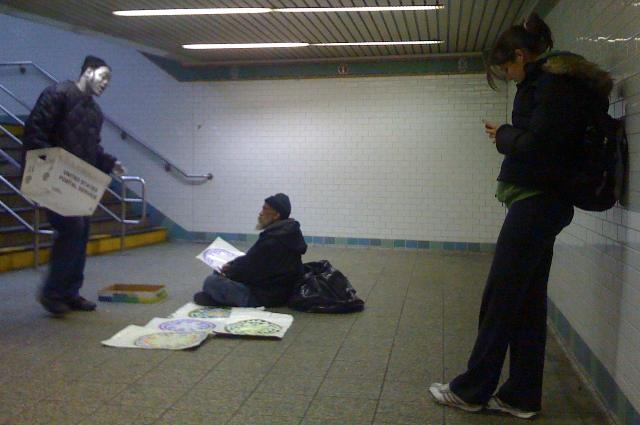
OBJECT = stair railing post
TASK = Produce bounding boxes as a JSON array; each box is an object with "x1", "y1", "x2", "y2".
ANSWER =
[
  {"x1": 34, "y1": 206, "x2": 40, "y2": 268},
  {"x1": 120, "y1": 180, "x2": 126, "y2": 253}
]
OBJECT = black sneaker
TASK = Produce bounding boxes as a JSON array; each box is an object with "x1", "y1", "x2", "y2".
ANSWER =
[
  {"x1": 66, "y1": 296, "x2": 97, "y2": 311},
  {"x1": 193, "y1": 291, "x2": 217, "y2": 306},
  {"x1": 38, "y1": 294, "x2": 71, "y2": 316}
]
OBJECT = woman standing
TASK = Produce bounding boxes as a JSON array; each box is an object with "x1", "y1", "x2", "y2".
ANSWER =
[{"x1": 429, "y1": 13, "x2": 612, "y2": 419}]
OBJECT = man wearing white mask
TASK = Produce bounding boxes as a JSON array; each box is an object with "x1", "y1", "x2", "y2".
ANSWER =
[{"x1": 23, "y1": 55, "x2": 125, "y2": 316}]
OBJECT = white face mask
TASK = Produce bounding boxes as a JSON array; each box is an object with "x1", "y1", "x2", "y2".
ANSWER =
[{"x1": 86, "y1": 66, "x2": 111, "y2": 96}]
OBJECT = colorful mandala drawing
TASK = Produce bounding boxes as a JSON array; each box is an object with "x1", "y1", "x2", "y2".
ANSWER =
[
  {"x1": 189, "y1": 307, "x2": 232, "y2": 318},
  {"x1": 134, "y1": 332, "x2": 205, "y2": 349},
  {"x1": 224, "y1": 319, "x2": 282, "y2": 336},
  {"x1": 158, "y1": 319, "x2": 215, "y2": 332},
  {"x1": 203, "y1": 248, "x2": 238, "y2": 262}
]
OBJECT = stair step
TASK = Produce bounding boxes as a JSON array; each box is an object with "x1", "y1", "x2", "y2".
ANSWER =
[
  {"x1": 0, "y1": 187, "x2": 129, "y2": 209},
  {"x1": 0, "y1": 226, "x2": 168, "y2": 272},
  {"x1": 0, "y1": 124, "x2": 23, "y2": 133},
  {"x1": 0, "y1": 145, "x2": 21, "y2": 151},
  {"x1": 0, "y1": 214, "x2": 150, "y2": 248},
  {"x1": 0, "y1": 225, "x2": 163, "y2": 253},
  {"x1": 0, "y1": 211, "x2": 146, "y2": 231},
  {"x1": 0, "y1": 190, "x2": 35, "y2": 208},
  {"x1": 0, "y1": 206, "x2": 145, "y2": 229}
]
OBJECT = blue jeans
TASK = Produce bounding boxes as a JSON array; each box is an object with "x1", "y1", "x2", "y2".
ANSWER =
[
  {"x1": 42, "y1": 211, "x2": 91, "y2": 300},
  {"x1": 202, "y1": 273, "x2": 259, "y2": 307},
  {"x1": 450, "y1": 194, "x2": 574, "y2": 412}
]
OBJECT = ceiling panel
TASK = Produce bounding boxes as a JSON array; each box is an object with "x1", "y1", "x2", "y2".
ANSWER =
[{"x1": 4, "y1": 0, "x2": 538, "y2": 64}]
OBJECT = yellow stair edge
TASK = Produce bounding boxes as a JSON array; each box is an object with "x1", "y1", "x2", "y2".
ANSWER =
[
  {"x1": 1, "y1": 124, "x2": 24, "y2": 136},
  {"x1": 0, "y1": 227, "x2": 167, "y2": 273}
]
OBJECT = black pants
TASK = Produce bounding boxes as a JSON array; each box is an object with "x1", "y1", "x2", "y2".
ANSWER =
[
  {"x1": 41, "y1": 210, "x2": 91, "y2": 300},
  {"x1": 450, "y1": 194, "x2": 574, "y2": 412}
]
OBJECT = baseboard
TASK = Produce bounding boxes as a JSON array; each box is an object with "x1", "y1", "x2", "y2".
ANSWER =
[{"x1": 548, "y1": 299, "x2": 639, "y2": 425}]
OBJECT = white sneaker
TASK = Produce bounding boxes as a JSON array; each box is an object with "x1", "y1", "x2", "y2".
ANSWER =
[
  {"x1": 429, "y1": 382, "x2": 483, "y2": 412},
  {"x1": 487, "y1": 396, "x2": 539, "y2": 419}
]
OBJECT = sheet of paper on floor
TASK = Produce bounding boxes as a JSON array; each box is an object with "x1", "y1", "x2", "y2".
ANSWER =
[
  {"x1": 101, "y1": 325, "x2": 208, "y2": 350},
  {"x1": 169, "y1": 302, "x2": 294, "y2": 339},
  {"x1": 145, "y1": 317, "x2": 218, "y2": 334}
]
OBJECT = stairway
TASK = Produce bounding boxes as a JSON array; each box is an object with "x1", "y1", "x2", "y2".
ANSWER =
[{"x1": 0, "y1": 122, "x2": 167, "y2": 273}]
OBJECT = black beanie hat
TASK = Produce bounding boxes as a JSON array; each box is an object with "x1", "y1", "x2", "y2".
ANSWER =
[
  {"x1": 265, "y1": 193, "x2": 291, "y2": 219},
  {"x1": 81, "y1": 55, "x2": 110, "y2": 74}
]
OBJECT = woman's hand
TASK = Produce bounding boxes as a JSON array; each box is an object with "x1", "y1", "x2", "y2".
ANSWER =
[{"x1": 483, "y1": 120, "x2": 499, "y2": 142}]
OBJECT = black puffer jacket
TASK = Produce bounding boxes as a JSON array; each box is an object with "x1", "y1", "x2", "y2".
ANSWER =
[
  {"x1": 495, "y1": 52, "x2": 612, "y2": 193},
  {"x1": 23, "y1": 81, "x2": 117, "y2": 173},
  {"x1": 226, "y1": 218, "x2": 308, "y2": 307}
]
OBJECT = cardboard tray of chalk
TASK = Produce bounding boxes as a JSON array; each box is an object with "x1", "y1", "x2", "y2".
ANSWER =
[{"x1": 98, "y1": 284, "x2": 167, "y2": 303}]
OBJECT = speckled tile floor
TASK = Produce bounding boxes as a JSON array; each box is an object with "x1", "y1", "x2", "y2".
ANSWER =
[{"x1": 0, "y1": 242, "x2": 614, "y2": 424}]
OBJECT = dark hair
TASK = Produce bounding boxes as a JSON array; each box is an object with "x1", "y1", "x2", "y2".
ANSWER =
[
  {"x1": 485, "y1": 13, "x2": 553, "y2": 88},
  {"x1": 80, "y1": 55, "x2": 110, "y2": 75}
]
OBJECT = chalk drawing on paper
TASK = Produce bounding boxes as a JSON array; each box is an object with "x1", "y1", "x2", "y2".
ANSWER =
[
  {"x1": 225, "y1": 319, "x2": 282, "y2": 336},
  {"x1": 158, "y1": 318, "x2": 215, "y2": 333},
  {"x1": 189, "y1": 307, "x2": 232, "y2": 318}
]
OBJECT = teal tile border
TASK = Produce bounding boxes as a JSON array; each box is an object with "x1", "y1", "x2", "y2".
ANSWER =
[
  {"x1": 548, "y1": 299, "x2": 639, "y2": 425},
  {"x1": 534, "y1": 0, "x2": 561, "y2": 19},
  {"x1": 136, "y1": 189, "x2": 496, "y2": 253},
  {"x1": 143, "y1": 52, "x2": 485, "y2": 82},
  {"x1": 164, "y1": 226, "x2": 496, "y2": 253}
]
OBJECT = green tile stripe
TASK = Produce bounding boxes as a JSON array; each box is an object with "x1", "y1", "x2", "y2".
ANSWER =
[
  {"x1": 143, "y1": 52, "x2": 485, "y2": 82},
  {"x1": 169, "y1": 228, "x2": 495, "y2": 253},
  {"x1": 533, "y1": 0, "x2": 562, "y2": 19},
  {"x1": 548, "y1": 299, "x2": 639, "y2": 425},
  {"x1": 127, "y1": 191, "x2": 496, "y2": 253}
]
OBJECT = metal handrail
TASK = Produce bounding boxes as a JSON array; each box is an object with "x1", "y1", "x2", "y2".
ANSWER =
[
  {"x1": 0, "y1": 174, "x2": 53, "y2": 266},
  {"x1": 0, "y1": 175, "x2": 53, "y2": 235},
  {"x1": 0, "y1": 116, "x2": 148, "y2": 263},
  {"x1": 0, "y1": 115, "x2": 149, "y2": 228},
  {"x1": 0, "y1": 61, "x2": 213, "y2": 182},
  {"x1": 0, "y1": 83, "x2": 31, "y2": 111},
  {"x1": 98, "y1": 177, "x2": 146, "y2": 225},
  {"x1": 0, "y1": 102, "x2": 25, "y2": 126},
  {"x1": 0, "y1": 146, "x2": 20, "y2": 169}
]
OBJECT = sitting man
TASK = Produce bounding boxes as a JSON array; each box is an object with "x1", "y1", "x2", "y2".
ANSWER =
[{"x1": 194, "y1": 193, "x2": 307, "y2": 307}]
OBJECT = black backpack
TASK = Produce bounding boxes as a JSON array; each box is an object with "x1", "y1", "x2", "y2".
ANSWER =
[
  {"x1": 567, "y1": 111, "x2": 628, "y2": 211},
  {"x1": 288, "y1": 260, "x2": 365, "y2": 313}
]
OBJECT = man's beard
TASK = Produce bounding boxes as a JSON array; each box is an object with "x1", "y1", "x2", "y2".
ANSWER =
[{"x1": 256, "y1": 218, "x2": 270, "y2": 230}]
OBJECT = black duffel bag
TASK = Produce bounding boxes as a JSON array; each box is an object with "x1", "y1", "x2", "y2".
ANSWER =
[{"x1": 288, "y1": 260, "x2": 365, "y2": 313}]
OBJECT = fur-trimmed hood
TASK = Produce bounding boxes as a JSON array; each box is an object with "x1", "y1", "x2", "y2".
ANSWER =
[{"x1": 541, "y1": 51, "x2": 613, "y2": 100}]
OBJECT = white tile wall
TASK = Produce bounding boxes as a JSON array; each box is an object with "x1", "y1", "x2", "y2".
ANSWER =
[
  {"x1": 190, "y1": 75, "x2": 507, "y2": 240},
  {"x1": 0, "y1": 12, "x2": 507, "y2": 243},
  {"x1": 543, "y1": 0, "x2": 640, "y2": 412}
]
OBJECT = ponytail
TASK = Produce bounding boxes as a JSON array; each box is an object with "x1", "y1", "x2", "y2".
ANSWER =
[{"x1": 485, "y1": 13, "x2": 553, "y2": 88}]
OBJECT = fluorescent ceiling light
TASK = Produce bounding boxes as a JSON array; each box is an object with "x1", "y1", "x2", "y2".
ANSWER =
[
  {"x1": 183, "y1": 43, "x2": 309, "y2": 49},
  {"x1": 114, "y1": 5, "x2": 444, "y2": 16},
  {"x1": 113, "y1": 8, "x2": 270, "y2": 16},
  {"x1": 314, "y1": 41, "x2": 444, "y2": 46},
  {"x1": 182, "y1": 41, "x2": 442, "y2": 49},
  {"x1": 275, "y1": 6, "x2": 444, "y2": 13}
]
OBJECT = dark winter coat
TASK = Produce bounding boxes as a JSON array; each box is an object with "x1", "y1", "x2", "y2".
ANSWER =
[
  {"x1": 23, "y1": 81, "x2": 117, "y2": 173},
  {"x1": 495, "y1": 52, "x2": 613, "y2": 193},
  {"x1": 226, "y1": 218, "x2": 308, "y2": 307}
]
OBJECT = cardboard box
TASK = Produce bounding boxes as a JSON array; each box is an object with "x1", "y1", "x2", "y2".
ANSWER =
[
  {"x1": 98, "y1": 284, "x2": 167, "y2": 303},
  {"x1": 20, "y1": 147, "x2": 111, "y2": 216}
]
